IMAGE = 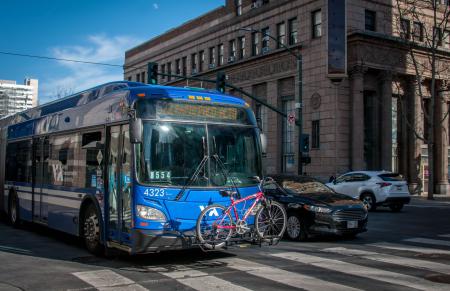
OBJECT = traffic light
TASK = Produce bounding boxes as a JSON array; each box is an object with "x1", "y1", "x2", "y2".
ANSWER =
[
  {"x1": 147, "y1": 62, "x2": 158, "y2": 85},
  {"x1": 216, "y1": 71, "x2": 226, "y2": 93},
  {"x1": 301, "y1": 134, "x2": 310, "y2": 153}
]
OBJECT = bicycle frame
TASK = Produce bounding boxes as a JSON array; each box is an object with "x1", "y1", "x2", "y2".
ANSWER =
[{"x1": 214, "y1": 191, "x2": 266, "y2": 230}]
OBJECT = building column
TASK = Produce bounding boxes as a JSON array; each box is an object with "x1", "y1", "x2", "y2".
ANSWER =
[
  {"x1": 350, "y1": 65, "x2": 366, "y2": 170},
  {"x1": 435, "y1": 90, "x2": 449, "y2": 194},
  {"x1": 379, "y1": 71, "x2": 393, "y2": 171},
  {"x1": 406, "y1": 78, "x2": 424, "y2": 191}
]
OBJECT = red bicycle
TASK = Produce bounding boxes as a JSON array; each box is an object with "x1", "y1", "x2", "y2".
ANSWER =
[{"x1": 196, "y1": 179, "x2": 287, "y2": 250}]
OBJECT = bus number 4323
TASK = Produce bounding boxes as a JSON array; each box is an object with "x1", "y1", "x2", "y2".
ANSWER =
[{"x1": 143, "y1": 188, "x2": 165, "y2": 197}]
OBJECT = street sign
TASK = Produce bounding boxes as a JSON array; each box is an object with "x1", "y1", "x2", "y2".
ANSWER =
[{"x1": 288, "y1": 113, "x2": 295, "y2": 125}]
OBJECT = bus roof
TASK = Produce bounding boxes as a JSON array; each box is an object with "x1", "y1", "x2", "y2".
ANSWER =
[{"x1": 0, "y1": 81, "x2": 249, "y2": 140}]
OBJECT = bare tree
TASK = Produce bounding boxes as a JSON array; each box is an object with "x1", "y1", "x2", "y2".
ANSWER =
[
  {"x1": 394, "y1": 0, "x2": 450, "y2": 199},
  {"x1": 53, "y1": 86, "x2": 74, "y2": 99}
]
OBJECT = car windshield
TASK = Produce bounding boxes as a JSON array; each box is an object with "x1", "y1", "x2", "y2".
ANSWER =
[
  {"x1": 281, "y1": 180, "x2": 334, "y2": 194},
  {"x1": 136, "y1": 121, "x2": 261, "y2": 187}
]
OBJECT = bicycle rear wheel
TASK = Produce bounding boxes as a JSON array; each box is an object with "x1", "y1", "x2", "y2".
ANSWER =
[
  {"x1": 196, "y1": 204, "x2": 234, "y2": 250},
  {"x1": 255, "y1": 200, "x2": 287, "y2": 242}
]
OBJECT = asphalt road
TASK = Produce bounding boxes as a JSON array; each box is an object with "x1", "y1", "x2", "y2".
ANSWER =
[{"x1": 1, "y1": 197, "x2": 450, "y2": 291}]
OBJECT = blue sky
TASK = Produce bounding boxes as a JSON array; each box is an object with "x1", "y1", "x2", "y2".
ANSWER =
[{"x1": 0, "y1": 0, "x2": 224, "y2": 104}]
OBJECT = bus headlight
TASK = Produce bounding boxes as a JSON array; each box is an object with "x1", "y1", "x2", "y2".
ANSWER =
[{"x1": 136, "y1": 205, "x2": 167, "y2": 221}]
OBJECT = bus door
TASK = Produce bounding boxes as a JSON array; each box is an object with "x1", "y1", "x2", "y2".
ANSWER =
[
  {"x1": 32, "y1": 137, "x2": 49, "y2": 223},
  {"x1": 106, "y1": 125, "x2": 132, "y2": 244}
]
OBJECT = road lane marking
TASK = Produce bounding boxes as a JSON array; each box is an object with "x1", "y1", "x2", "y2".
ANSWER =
[
  {"x1": 404, "y1": 237, "x2": 450, "y2": 247},
  {"x1": 270, "y1": 252, "x2": 449, "y2": 291},
  {"x1": 151, "y1": 266, "x2": 252, "y2": 291},
  {"x1": 214, "y1": 257, "x2": 361, "y2": 291},
  {"x1": 323, "y1": 247, "x2": 450, "y2": 274},
  {"x1": 73, "y1": 269, "x2": 148, "y2": 291},
  {"x1": 369, "y1": 242, "x2": 450, "y2": 255}
]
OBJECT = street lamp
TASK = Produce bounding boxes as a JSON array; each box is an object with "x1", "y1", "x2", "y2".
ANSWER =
[{"x1": 239, "y1": 27, "x2": 304, "y2": 175}]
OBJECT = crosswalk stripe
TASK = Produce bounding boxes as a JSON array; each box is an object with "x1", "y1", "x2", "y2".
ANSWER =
[
  {"x1": 73, "y1": 269, "x2": 148, "y2": 291},
  {"x1": 369, "y1": 242, "x2": 450, "y2": 255},
  {"x1": 271, "y1": 252, "x2": 449, "y2": 291},
  {"x1": 215, "y1": 257, "x2": 361, "y2": 291},
  {"x1": 404, "y1": 237, "x2": 450, "y2": 247},
  {"x1": 152, "y1": 266, "x2": 252, "y2": 291},
  {"x1": 323, "y1": 247, "x2": 450, "y2": 274},
  {"x1": 438, "y1": 234, "x2": 450, "y2": 238}
]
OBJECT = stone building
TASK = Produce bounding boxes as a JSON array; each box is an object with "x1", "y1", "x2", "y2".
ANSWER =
[{"x1": 124, "y1": 0, "x2": 450, "y2": 194}]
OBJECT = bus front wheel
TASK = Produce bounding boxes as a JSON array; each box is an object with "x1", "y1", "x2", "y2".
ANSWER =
[{"x1": 82, "y1": 204, "x2": 103, "y2": 255}]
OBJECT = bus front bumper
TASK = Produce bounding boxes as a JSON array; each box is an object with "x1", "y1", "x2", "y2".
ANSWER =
[{"x1": 131, "y1": 229, "x2": 196, "y2": 253}]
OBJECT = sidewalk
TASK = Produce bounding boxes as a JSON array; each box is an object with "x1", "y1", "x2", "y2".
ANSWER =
[{"x1": 409, "y1": 195, "x2": 450, "y2": 207}]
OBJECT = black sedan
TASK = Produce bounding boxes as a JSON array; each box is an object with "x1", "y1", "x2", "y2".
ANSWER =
[{"x1": 264, "y1": 175, "x2": 368, "y2": 241}]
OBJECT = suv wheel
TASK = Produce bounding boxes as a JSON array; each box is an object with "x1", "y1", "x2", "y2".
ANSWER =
[{"x1": 360, "y1": 193, "x2": 377, "y2": 212}]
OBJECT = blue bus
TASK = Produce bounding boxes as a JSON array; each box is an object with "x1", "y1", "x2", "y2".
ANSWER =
[{"x1": 0, "y1": 81, "x2": 264, "y2": 254}]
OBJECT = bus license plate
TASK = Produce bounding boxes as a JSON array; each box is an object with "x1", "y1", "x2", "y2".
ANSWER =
[{"x1": 347, "y1": 221, "x2": 358, "y2": 229}]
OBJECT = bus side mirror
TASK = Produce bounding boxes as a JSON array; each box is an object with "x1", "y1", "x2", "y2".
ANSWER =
[
  {"x1": 130, "y1": 118, "x2": 143, "y2": 144},
  {"x1": 260, "y1": 133, "x2": 267, "y2": 155}
]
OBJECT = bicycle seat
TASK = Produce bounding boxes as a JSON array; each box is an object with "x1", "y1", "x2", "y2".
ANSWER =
[{"x1": 219, "y1": 190, "x2": 237, "y2": 197}]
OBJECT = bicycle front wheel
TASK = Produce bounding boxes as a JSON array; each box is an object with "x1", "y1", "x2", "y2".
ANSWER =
[
  {"x1": 196, "y1": 204, "x2": 234, "y2": 250},
  {"x1": 255, "y1": 200, "x2": 287, "y2": 242}
]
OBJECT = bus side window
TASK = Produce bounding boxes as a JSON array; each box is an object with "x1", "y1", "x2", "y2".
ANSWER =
[
  {"x1": 81, "y1": 131, "x2": 104, "y2": 189},
  {"x1": 6, "y1": 141, "x2": 32, "y2": 183}
]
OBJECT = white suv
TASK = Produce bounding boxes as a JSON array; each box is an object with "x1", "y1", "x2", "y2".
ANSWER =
[{"x1": 326, "y1": 171, "x2": 411, "y2": 212}]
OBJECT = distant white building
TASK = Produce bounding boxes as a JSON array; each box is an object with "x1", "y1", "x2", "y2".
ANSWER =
[{"x1": 0, "y1": 78, "x2": 38, "y2": 118}]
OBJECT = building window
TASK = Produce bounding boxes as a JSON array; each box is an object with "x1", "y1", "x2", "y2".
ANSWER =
[
  {"x1": 141, "y1": 72, "x2": 146, "y2": 84},
  {"x1": 229, "y1": 39, "x2": 236, "y2": 61},
  {"x1": 262, "y1": 27, "x2": 270, "y2": 53},
  {"x1": 282, "y1": 98, "x2": 295, "y2": 173},
  {"x1": 136, "y1": 73, "x2": 140, "y2": 82},
  {"x1": 277, "y1": 22, "x2": 286, "y2": 47},
  {"x1": 199, "y1": 50, "x2": 204, "y2": 72},
  {"x1": 209, "y1": 47, "x2": 216, "y2": 68},
  {"x1": 400, "y1": 18, "x2": 411, "y2": 39},
  {"x1": 161, "y1": 64, "x2": 166, "y2": 81},
  {"x1": 288, "y1": 18, "x2": 298, "y2": 45},
  {"x1": 312, "y1": 10, "x2": 322, "y2": 38},
  {"x1": 413, "y1": 21, "x2": 424, "y2": 42},
  {"x1": 175, "y1": 59, "x2": 181, "y2": 75},
  {"x1": 127, "y1": 76, "x2": 131, "y2": 81},
  {"x1": 182, "y1": 57, "x2": 187, "y2": 76},
  {"x1": 252, "y1": 32, "x2": 259, "y2": 56},
  {"x1": 191, "y1": 53, "x2": 197, "y2": 74},
  {"x1": 238, "y1": 36, "x2": 246, "y2": 59},
  {"x1": 218, "y1": 44, "x2": 224, "y2": 66},
  {"x1": 434, "y1": 26, "x2": 443, "y2": 46},
  {"x1": 444, "y1": 30, "x2": 450, "y2": 49},
  {"x1": 365, "y1": 10, "x2": 376, "y2": 31},
  {"x1": 312, "y1": 120, "x2": 320, "y2": 149},
  {"x1": 167, "y1": 62, "x2": 172, "y2": 81},
  {"x1": 236, "y1": 0, "x2": 242, "y2": 16},
  {"x1": 255, "y1": 103, "x2": 268, "y2": 133}
]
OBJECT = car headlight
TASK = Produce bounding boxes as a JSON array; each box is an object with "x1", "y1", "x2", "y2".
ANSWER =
[
  {"x1": 136, "y1": 205, "x2": 167, "y2": 221},
  {"x1": 304, "y1": 205, "x2": 332, "y2": 213}
]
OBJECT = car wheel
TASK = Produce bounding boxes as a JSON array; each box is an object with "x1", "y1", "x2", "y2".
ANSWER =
[
  {"x1": 360, "y1": 193, "x2": 377, "y2": 212},
  {"x1": 286, "y1": 213, "x2": 308, "y2": 241},
  {"x1": 389, "y1": 203, "x2": 404, "y2": 212}
]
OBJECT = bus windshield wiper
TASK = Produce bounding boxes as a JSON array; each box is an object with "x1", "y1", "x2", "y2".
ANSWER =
[
  {"x1": 212, "y1": 154, "x2": 241, "y2": 199},
  {"x1": 175, "y1": 137, "x2": 209, "y2": 201}
]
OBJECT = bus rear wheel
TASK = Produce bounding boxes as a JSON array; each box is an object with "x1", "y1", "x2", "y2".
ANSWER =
[{"x1": 82, "y1": 204, "x2": 103, "y2": 255}]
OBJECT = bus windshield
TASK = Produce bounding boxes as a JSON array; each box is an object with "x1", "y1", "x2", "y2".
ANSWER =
[{"x1": 136, "y1": 121, "x2": 261, "y2": 187}]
